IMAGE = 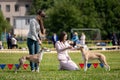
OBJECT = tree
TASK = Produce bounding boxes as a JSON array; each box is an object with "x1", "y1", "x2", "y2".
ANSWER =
[
  {"x1": 45, "y1": 0, "x2": 101, "y2": 37},
  {"x1": 30, "y1": 0, "x2": 54, "y2": 14},
  {"x1": 94, "y1": 0, "x2": 120, "y2": 39},
  {"x1": 30, "y1": 0, "x2": 120, "y2": 39},
  {"x1": 45, "y1": 0, "x2": 82, "y2": 36},
  {"x1": 0, "y1": 11, "x2": 11, "y2": 40}
]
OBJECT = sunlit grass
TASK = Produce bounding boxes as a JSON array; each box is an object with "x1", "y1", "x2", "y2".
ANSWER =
[{"x1": 0, "y1": 51, "x2": 120, "y2": 80}]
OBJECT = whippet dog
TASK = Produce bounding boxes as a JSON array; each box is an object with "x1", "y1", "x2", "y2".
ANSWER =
[
  {"x1": 15, "y1": 47, "x2": 48, "y2": 73},
  {"x1": 77, "y1": 45, "x2": 110, "y2": 71}
]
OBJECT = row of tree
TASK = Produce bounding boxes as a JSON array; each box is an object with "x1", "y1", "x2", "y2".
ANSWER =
[
  {"x1": 0, "y1": 0, "x2": 119, "y2": 40},
  {"x1": 0, "y1": 11, "x2": 11, "y2": 40},
  {"x1": 30, "y1": 0, "x2": 120, "y2": 39}
]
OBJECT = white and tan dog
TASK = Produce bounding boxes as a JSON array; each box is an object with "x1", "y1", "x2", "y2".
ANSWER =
[
  {"x1": 77, "y1": 45, "x2": 110, "y2": 71},
  {"x1": 15, "y1": 47, "x2": 48, "y2": 73}
]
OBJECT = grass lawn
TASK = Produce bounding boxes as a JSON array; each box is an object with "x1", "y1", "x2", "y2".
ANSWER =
[{"x1": 0, "y1": 51, "x2": 120, "y2": 80}]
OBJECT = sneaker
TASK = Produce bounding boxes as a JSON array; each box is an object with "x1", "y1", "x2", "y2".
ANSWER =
[
  {"x1": 31, "y1": 70, "x2": 35, "y2": 72},
  {"x1": 35, "y1": 68, "x2": 39, "y2": 72}
]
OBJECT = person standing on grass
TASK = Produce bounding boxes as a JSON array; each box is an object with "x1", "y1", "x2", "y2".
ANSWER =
[
  {"x1": 27, "y1": 9, "x2": 46, "y2": 72},
  {"x1": 71, "y1": 32, "x2": 79, "y2": 47},
  {"x1": 11, "y1": 34, "x2": 18, "y2": 49},
  {"x1": 6, "y1": 32, "x2": 12, "y2": 49},
  {"x1": 80, "y1": 32, "x2": 86, "y2": 45},
  {"x1": 55, "y1": 31, "x2": 79, "y2": 70},
  {"x1": 0, "y1": 41, "x2": 3, "y2": 49},
  {"x1": 52, "y1": 33, "x2": 58, "y2": 48},
  {"x1": 111, "y1": 33, "x2": 118, "y2": 45}
]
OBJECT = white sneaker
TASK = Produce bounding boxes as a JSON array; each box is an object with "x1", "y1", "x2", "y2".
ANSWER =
[
  {"x1": 36, "y1": 68, "x2": 39, "y2": 72},
  {"x1": 31, "y1": 70, "x2": 35, "y2": 72}
]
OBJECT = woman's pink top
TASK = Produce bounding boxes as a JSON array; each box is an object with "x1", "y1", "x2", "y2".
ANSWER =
[{"x1": 55, "y1": 41, "x2": 71, "y2": 61}]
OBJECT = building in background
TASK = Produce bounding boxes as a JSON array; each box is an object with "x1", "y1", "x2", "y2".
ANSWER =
[
  {"x1": 0, "y1": 0, "x2": 32, "y2": 37},
  {"x1": 13, "y1": 15, "x2": 35, "y2": 37},
  {"x1": 0, "y1": 0, "x2": 32, "y2": 26}
]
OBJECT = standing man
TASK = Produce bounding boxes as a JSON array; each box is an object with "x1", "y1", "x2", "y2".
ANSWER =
[
  {"x1": 6, "y1": 32, "x2": 12, "y2": 49},
  {"x1": 111, "y1": 33, "x2": 118, "y2": 45},
  {"x1": 80, "y1": 32, "x2": 86, "y2": 45},
  {"x1": 27, "y1": 9, "x2": 46, "y2": 72},
  {"x1": 52, "y1": 33, "x2": 58, "y2": 48}
]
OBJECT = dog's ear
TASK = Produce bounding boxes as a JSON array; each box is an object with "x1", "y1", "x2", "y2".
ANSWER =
[{"x1": 78, "y1": 46, "x2": 84, "y2": 50}]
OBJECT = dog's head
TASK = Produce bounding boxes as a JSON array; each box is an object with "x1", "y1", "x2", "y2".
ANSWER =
[
  {"x1": 75, "y1": 44, "x2": 84, "y2": 50},
  {"x1": 78, "y1": 46, "x2": 84, "y2": 51},
  {"x1": 39, "y1": 47, "x2": 50, "y2": 53}
]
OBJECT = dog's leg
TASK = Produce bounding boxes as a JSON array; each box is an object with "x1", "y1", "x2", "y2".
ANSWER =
[
  {"x1": 15, "y1": 57, "x2": 26, "y2": 73},
  {"x1": 99, "y1": 56, "x2": 110, "y2": 71},
  {"x1": 36, "y1": 62, "x2": 40, "y2": 72},
  {"x1": 103, "y1": 59, "x2": 110, "y2": 71},
  {"x1": 84, "y1": 59, "x2": 88, "y2": 72},
  {"x1": 15, "y1": 59, "x2": 22, "y2": 73},
  {"x1": 98, "y1": 58, "x2": 104, "y2": 65}
]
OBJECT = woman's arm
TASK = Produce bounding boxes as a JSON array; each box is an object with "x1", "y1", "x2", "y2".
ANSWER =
[{"x1": 55, "y1": 42, "x2": 72, "y2": 53}]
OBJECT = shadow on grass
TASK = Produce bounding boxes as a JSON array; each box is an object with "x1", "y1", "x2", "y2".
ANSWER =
[{"x1": 111, "y1": 68, "x2": 120, "y2": 71}]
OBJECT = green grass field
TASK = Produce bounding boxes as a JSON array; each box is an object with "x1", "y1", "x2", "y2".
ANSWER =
[{"x1": 0, "y1": 51, "x2": 120, "y2": 80}]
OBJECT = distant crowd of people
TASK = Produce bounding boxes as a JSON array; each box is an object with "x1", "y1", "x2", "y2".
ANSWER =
[
  {"x1": 51, "y1": 32, "x2": 120, "y2": 48},
  {"x1": 51, "y1": 32, "x2": 86, "y2": 48},
  {"x1": 0, "y1": 32, "x2": 18, "y2": 50},
  {"x1": 71, "y1": 32, "x2": 86, "y2": 47},
  {"x1": 0, "y1": 31, "x2": 119, "y2": 50}
]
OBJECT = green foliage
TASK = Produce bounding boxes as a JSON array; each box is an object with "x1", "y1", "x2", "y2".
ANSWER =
[
  {"x1": 30, "y1": 0, "x2": 120, "y2": 39},
  {"x1": 45, "y1": 0, "x2": 103, "y2": 37},
  {"x1": 46, "y1": 0, "x2": 82, "y2": 35},
  {"x1": 0, "y1": 11, "x2": 11, "y2": 40},
  {"x1": 94, "y1": 0, "x2": 120, "y2": 38},
  {"x1": 30, "y1": 0, "x2": 54, "y2": 14}
]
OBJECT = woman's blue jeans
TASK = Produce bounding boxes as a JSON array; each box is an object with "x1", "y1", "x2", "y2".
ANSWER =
[{"x1": 27, "y1": 38, "x2": 40, "y2": 70}]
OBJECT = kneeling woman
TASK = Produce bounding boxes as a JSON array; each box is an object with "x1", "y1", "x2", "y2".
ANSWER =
[{"x1": 55, "y1": 31, "x2": 79, "y2": 70}]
